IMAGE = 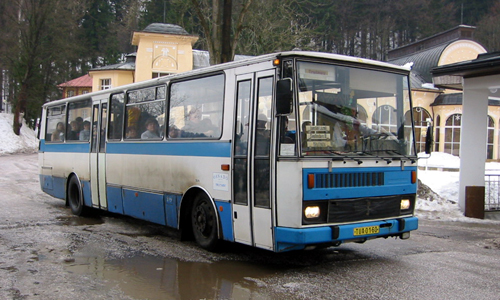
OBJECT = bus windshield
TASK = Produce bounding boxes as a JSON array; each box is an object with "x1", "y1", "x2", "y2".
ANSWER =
[{"x1": 296, "y1": 61, "x2": 415, "y2": 158}]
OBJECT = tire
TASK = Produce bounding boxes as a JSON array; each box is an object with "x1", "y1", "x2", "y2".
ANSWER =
[
  {"x1": 191, "y1": 193, "x2": 219, "y2": 251},
  {"x1": 67, "y1": 176, "x2": 87, "y2": 216}
]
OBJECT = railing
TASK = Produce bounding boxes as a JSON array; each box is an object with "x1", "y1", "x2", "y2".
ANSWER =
[{"x1": 485, "y1": 174, "x2": 500, "y2": 211}]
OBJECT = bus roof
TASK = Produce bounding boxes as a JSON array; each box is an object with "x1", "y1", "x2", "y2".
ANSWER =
[{"x1": 44, "y1": 51, "x2": 410, "y2": 107}]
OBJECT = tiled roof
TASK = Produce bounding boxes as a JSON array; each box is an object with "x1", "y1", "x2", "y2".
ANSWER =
[
  {"x1": 431, "y1": 92, "x2": 500, "y2": 106},
  {"x1": 142, "y1": 23, "x2": 192, "y2": 36},
  {"x1": 389, "y1": 43, "x2": 448, "y2": 84},
  {"x1": 90, "y1": 61, "x2": 135, "y2": 71},
  {"x1": 58, "y1": 74, "x2": 92, "y2": 87}
]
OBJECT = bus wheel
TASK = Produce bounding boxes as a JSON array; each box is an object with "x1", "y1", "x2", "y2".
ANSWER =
[
  {"x1": 67, "y1": 176, "x2": 86, "y2": 216},
  {"x1": 191, "y1": 193, "x2": 219, "y2": 251}
]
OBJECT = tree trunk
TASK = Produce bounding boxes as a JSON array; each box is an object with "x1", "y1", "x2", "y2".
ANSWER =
[
  {"x1": 13, "y1": 83, "x2": 27, "y2": 135},
  {"x1": 220, "y1": 0, "x2": 232, "y2": 63}
]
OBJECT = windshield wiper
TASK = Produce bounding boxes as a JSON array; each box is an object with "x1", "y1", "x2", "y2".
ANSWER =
[
  {"x1": 330, "y1": 151, "x2": 363, "y2": 165},
  {"x1": 385, "y1": 150, "x2": 417, "y2": 164},
  {"x1": 356, "y1": 151, "x2": 392, "y2": 164}
]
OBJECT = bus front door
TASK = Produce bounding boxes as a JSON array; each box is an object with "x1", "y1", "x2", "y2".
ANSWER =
[
  {"x1": 233, "y1": 71, "x2": 274, "y2": 250},
  {"x1": 90, "y1": 100, "x2": 108, "y2": 210}
]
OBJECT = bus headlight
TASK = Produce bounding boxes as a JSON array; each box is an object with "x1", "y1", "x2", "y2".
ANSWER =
[
  {"x1": 304, "y1": 206, "x2": 320, "y2": 218},
  {"x1": 401, "y1": 199, "x2": 411, "y2": 210}
]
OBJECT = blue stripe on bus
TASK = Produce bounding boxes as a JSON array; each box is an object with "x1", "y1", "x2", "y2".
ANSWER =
[
  {"x1": 39, "y1": 140, "x2": 232, "y2": 157},
  {"x1": 215, "y1": 201, "x2": 234, "y2": 242},
  {"x1": 274, "y1": 217, "x2": 418, "y2": 252},
  {"x1": 96, "y1": 185, "x2": 234, "y2": 240},
  {"x1": 39, "y1": 175, "x2": 66, "y2": 200},
  {"x1": 82, "y1": 180, "x2": 92, "y2": 207},
  {"x1": 39, "y1": 140, "x2": 91, "y2": 153},
  {"x1": 164, "y1": 194, "x2": 181, "y2": 228},
  {"x1": 302, "y1": 166, "x2": 417, "y2": 200},
  {"x1": 106, "y1": 141, "x2": 231, "y2": 157},
  {"x1": 107, "y1": 186, "x2": 123, "y2": 214},
  {"x1": 123, "y1": 188, "x2": 167, "y2": 225}
]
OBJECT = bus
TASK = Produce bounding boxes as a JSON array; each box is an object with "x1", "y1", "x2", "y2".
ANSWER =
[{"x1": 39, "y1": 51, "x2": 424, "y2": 252}]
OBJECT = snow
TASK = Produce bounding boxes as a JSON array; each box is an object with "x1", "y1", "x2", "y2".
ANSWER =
[
  {"x1": 0, "y1": 113, "x2": 38, "y2": 155},
  {"x1": 0, "y1": 112, "x2": 497, "y2": 223},
  {"x1": 417, "y1": 152, "x2": 500, "y2": 223}
]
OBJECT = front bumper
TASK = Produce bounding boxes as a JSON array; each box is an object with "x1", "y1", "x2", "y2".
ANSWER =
[{"x1": 275, "y1": 216, "x2": 418, "y2": 252}]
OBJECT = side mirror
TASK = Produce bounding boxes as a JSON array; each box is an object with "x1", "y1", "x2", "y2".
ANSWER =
[
  {"x1": 276, "y1": 78, "x2": 293, "y2": 115},
  {"x1": 425, "y1": 125, "x2": 433, "y2": 154}
]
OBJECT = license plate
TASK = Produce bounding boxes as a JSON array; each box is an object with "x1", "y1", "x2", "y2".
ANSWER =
[{"x1": 353, "y1": 225, "x2": 380, "y2": 236}]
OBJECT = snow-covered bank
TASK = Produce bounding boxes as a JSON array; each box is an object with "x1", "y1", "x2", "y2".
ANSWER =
[
  {"x1": 0, "y1": 113, "x2": 38, "y2": 155},
  {"x1": 417, "y1": 152, "x2": 500, "y2": 223}
]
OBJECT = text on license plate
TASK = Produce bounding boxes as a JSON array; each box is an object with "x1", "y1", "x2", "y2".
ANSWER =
[{"x1": 353, "y1": 225, "x2": 380, "y2": 236}]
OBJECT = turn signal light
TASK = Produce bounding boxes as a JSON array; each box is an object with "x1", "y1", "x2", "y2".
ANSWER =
[
  {"x1": 307, "y1": 174, "x2": 315, "y2": 189},
  {"x1": 411, "y1": 171, "x2": 417, "y2": 183}
]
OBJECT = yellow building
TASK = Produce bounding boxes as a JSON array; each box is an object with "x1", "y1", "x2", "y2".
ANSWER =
[
  {"x1": 89, "y1": 23, "x2": 199, "y2": 90},
  {"x1": 388, "y1": 25, "x2": 495, "y2": 158},
  {"x1": 57, "y1": 74, "x2": 92, "y2": 98}
]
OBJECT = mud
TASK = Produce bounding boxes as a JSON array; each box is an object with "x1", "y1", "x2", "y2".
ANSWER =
[
  {"x1": 56, "y1": 215, "x2": 105, "y2": 226},
  {"x1": 66, "y1": 252, "x2": 275, "y2": 300}
]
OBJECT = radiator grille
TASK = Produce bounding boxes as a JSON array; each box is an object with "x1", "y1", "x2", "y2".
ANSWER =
[
  {"x1": 314, "y1": 172, "x2": 384, "y2": 188},
  {"x1": 327, "y1": 196, "x2": 401, "y2": 223}
]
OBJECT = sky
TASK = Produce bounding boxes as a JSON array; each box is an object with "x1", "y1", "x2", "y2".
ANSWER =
[{"x1": 0, "y1": 112, "x2": 497, "y2": 223}]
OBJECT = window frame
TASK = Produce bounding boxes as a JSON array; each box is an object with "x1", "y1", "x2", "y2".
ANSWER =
[
  {"x1": 167, "y1": 73, "x2": 225, "y2": 140},
  {"x1": 100, "y1": 78, "x2": 112, "y2": 90},
  {"x1": 124, "y1": 85, "x2": 166, "y2": 141},
  {"x1": 45, "y1": 104, "x2": 67, "y2": 143}
]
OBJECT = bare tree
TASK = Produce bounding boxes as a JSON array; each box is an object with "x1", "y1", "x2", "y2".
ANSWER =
[
  {"x1": 476, "y1": 1, "x2": 500, "y2": 52},
  {"x1": 2, "y1": 0, "x2": 83, "y2": 134},
  {"x1": 190, "y1": 0, "x2": 253, "y2": 64}
]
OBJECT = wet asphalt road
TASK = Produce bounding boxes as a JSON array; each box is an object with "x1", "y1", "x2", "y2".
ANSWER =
[{"x1": 1, "y1": 154, "x2": 500, "y2": 300}]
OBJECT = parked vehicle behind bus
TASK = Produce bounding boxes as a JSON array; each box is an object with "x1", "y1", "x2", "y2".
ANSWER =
[{"x1": 39, "y1": 51, "x2": 422, "y2": 252}]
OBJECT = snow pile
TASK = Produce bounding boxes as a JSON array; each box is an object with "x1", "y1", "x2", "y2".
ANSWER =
[
  {"x1": 417, "y1": 152, "x2": 500, "y2": 221},
  {"x1": 417, "y1": 152, "x2": 464, "y2": 219},
  {"x1": 418, "y1": 151, "x2": 460, "y2": 170},
  {"x1": 417, "y1": 167, "x2": 462, "y2": 220},
  {"x1": 0, "y1": 113, "x2": 39, "y2": 155}
]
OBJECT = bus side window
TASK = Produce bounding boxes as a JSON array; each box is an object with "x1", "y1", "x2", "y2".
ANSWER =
[
  {"x1": 45, "y1": 105, "x2": 66, "y2": 142},
  {"x1": 169, "y1": 74, "x2": 224, "y2": 139},
  {"x1": 109, "y1": 93, "x2": 125, "y2": 140},
  {"x1": 125, "y1": 87, "x2": 165, "y2": 140},
  {"x1": 66, "y1": 99, "x2": 91, "y2": 142}
]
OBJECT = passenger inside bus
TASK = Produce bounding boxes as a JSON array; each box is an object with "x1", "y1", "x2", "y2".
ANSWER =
[
  {"x1": 141, "y1": 118, "x2": 160, "y2": 139},
  {"x1": 67, "y1": 120, "x2": 80, "y2": 140},
  {"x1": 126, "y1": 126, "x2": 139, "y2": 139},
  {"x1": 255, "y1": 114, "x2": 270, "y2": 156},
  {"x1": 51, "y1": 122, "x2": 65, "y2": 141},
  {"x1": 168, "y1": 125, "x2": 180, "y2": 138},
  {"x1": 181, "y1": 108, "x2": 218, "y2": 137},
  {"x1": 79, "y1": 121, "x2": 91, "y2": 141},
  {"x1": 283, "y1": 117, "x2": 295, "y2": 143}
]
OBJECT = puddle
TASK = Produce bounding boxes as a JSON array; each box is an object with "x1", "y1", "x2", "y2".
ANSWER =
[
  {"x1": 65, "y1": 254, "x2": 276, "y2": 299},
  {"x1": 56, "y1": 216, "x2": 105, "y2": 226}
]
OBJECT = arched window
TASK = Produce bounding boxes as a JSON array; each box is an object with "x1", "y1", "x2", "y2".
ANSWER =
[
  {"x1": 444, "y1": 114, "x2": 461, "y2": 156},
  {"x1": 487, "y1": 116, "x2": 494, "y2": 159},
  {"x1": 356, "y1": 104, "x2": 368, "y2": 125},
  {"x1": 404, "y1": 107, "x2": 432, "y2": 154},
  {"x1": 434, "y1": 115, "x2": 440, "y2": 152},
  {"x1": 372, "y1": 105, "x2": 397, "y2": 133}
]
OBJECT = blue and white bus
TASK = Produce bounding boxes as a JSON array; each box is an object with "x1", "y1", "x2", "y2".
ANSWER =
[{"x1": 39, "y1": 51, "x2": 423, "y2": 252}]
